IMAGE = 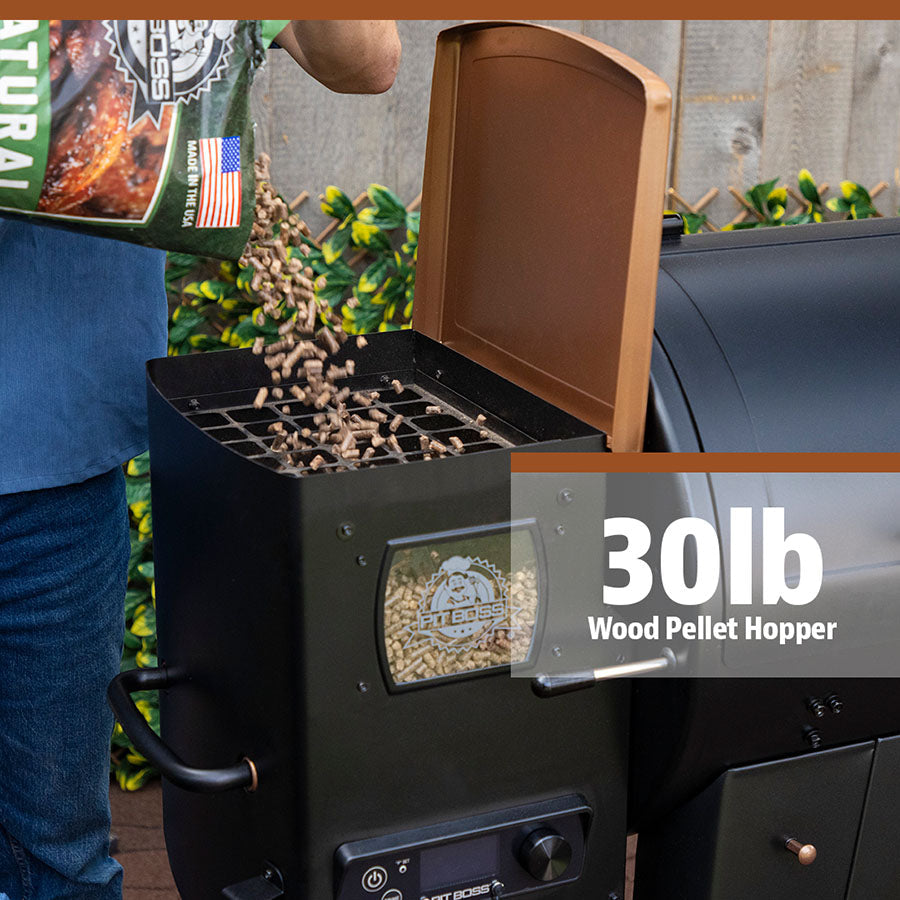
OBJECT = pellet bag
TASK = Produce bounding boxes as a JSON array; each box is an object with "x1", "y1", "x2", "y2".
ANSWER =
[{"x1": 0, "y1": 19, "x2": 287, "y2": 257}]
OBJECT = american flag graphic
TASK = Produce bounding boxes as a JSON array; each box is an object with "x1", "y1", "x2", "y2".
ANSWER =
[{"x1": 197, "y1": 136, "x2": 242, "y2": 228}]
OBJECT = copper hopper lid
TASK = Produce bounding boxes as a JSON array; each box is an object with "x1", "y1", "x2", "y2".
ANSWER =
[{"x1": 414, "y1": 22, "x2": 672, "y2": 452}]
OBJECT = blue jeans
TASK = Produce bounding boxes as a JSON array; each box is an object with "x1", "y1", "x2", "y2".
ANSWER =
[{"x1": 0, "y1": 468, "x2": 128, "y2": 899}]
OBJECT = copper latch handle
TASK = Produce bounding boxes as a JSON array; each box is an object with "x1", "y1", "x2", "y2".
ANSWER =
[{"x1": 785, "y1": 839, "x2": 817, "y2": 865}]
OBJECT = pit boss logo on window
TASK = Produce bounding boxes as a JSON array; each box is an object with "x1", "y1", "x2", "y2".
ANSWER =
[
  {"x1": 407, "y1": 556, "x2": 516, "y2": 651},
  {"x1": 104, "y1": 20, "x2": 237, "y2": 126}
]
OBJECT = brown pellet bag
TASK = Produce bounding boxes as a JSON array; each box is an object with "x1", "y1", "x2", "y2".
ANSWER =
[{"x1": 0, "y1": 19, "x2": 287, "y2": 257}]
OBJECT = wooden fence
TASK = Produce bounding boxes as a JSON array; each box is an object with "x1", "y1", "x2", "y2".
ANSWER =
[{"x1": 252, "y1": 21, "x2": 900, "y2": 234}]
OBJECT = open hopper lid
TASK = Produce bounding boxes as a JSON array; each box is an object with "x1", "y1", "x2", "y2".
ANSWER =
[{"x1": 414, "y1": 22, "x2": 671, "y2": 452}]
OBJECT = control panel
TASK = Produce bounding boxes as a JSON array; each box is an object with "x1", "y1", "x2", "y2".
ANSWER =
[{"x1": 335, "y1": 796, "x2": 590, "y2": 900}]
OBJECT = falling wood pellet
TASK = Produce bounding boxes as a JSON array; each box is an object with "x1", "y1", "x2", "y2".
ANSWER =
[
  {"x1": 319, "y1": 328, "x2": 340, "y2": 356},
  {"x1": 242, "y1": 173, "x2": 503, "y2": 474}
]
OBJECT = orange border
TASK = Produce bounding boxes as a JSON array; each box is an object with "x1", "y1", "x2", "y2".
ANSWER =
[
  {"x1": 510, "y1": 453, "x2": 900, "y2": 473},
  {"x1": 31, "y1": 10, "x2": 900, "y2": 21}
]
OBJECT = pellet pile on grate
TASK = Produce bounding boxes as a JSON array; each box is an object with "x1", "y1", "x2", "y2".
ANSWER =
[
  {"x1": 184, "y1": 386, "x2": 508, "y2": 476},
  {"x1": 234, "y1": 156, "x2": 482, "y2": 474}
]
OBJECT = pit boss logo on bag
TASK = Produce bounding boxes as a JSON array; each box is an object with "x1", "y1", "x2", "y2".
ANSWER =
[
  {"x1": 406, "y1": 556, "x2": 517, "y2": 651},
  {"x1": 104, "y1": 20, "x2": 237, "y2": 126}
]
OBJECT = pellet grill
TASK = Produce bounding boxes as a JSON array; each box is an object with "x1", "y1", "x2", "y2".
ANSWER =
[{"x1": 108, "y1": 20, "x2": 900, "y2": 900}]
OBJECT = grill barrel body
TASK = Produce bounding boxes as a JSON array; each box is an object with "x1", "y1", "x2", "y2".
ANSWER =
[
  {"x1": 648, "y1": 217, "x2": 900, "y2": 454},
  {"x1": 631, "y1": 219, "x2": 900, "y2": 898}
]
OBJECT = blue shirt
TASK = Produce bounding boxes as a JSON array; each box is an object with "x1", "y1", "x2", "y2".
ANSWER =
[{"x1": 0, "y1": 218, "x2": 168, "y2": 494}]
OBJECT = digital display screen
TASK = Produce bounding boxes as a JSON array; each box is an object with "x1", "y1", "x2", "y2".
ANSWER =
[{"x1": 420, "y1": 834, "x2": 499, "y2": 890}]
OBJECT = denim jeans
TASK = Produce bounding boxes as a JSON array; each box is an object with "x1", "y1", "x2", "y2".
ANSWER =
[{"x1": 0, "y1": 468, "x2": 128, "y2": 899}]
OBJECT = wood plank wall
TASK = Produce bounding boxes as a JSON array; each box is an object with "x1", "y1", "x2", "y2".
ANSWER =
[{"x1": 253, "y1": 21, "x2": 900, "y2": 233}]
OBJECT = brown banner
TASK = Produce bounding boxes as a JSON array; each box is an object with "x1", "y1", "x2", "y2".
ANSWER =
[
  {"x1": 42, "y1": 9, "x2": 900, "y2": 22},
  {"x1": 510, "y1": 452, "x2": 900, "y2": 474}
]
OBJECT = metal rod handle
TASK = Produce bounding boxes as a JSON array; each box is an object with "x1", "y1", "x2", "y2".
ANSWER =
[{"x1": 531, "y1": 648, "x2": 676, "y2": 697}]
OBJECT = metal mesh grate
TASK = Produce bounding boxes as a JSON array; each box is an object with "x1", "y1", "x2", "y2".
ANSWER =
[{"x1": 177, "y1": 377, "x2": 515, "y2": 475}]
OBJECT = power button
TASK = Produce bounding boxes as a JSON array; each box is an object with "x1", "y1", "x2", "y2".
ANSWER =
[{"x1": 361, "y1": 866, "x2": 388, "y2": 892}]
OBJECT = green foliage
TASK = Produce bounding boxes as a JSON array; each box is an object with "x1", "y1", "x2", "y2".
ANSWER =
[
  {"x1": 111, "y1": 451, "x2": 158, "y2": 791},
  {"x1": 720, "y1": 170, "x2": 879, "y2": 232},
  {"x1": 163, "y1": 183, "x2": 417, "y2": 357},
  {"x1": 826, "y1": 180, "x2": 880, "y2": 220},
  {"x1": 312, "y1": 183, "x2": 418, "y2": 335},
  {"x1": 679, "y1": 211, "x2": 708, "y2": 234}
]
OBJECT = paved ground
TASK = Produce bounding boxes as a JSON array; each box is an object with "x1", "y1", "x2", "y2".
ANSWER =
[
  {"x1": 110, "y1": 781, "x2": 635, "y2": 900},
  {"x1": 110, "y1": 780, "x2": 179, "y2": 900}
]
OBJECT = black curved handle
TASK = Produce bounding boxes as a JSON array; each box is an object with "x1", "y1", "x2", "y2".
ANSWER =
[
  {"x1": 531, "y1": 670, "x2": 599, "y2": 697},
  {"x1": 107, "y1": 666, "x2": 256, "y2": 793}
]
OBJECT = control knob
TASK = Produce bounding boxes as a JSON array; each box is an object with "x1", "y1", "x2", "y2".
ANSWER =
[{"x1": 518, "y1": 828, "x2": 572, "y2": 881}]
